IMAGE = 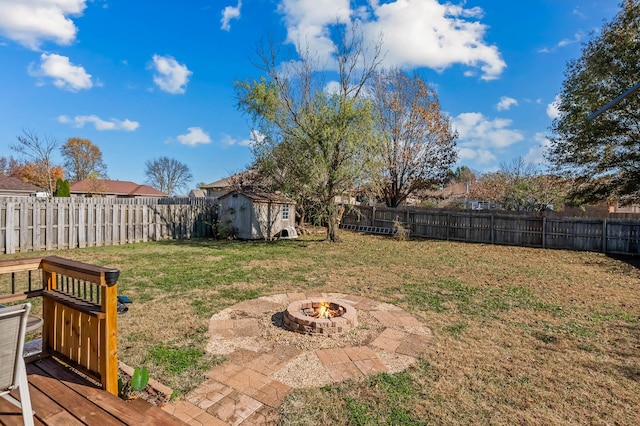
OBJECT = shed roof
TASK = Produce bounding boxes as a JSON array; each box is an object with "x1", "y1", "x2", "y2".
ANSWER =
[
  {"x1": 0, "y1": 175, "x2": 44, "y2": 193},
  {"x1": 70, "y1": 179, "x2": 167, "y2": 197}
]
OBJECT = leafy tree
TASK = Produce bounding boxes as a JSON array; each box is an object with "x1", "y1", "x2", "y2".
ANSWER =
[
  {"x1": 451, "y1": 166, "x2": 476, "y2": 183},
  {"x1": 368, "y1": 68, "x2": 458, "y2": 207},
  {"x1": 61, "y1": 138, "x2": 108, "y2": 182},
  {"x1": 7, "y1": 159, "x2": 64, "y2": 192},
  {"x1": 547, "y1": 0, "x2": 640, "y2": 204},
  {"x1": 144, "y1": 157, "x2": 192, "y2": 196},
  {"x1": 469, "y1": 157, "x2": 567, "y2": 211},
  {"x1": 236, "y1": 24, "x2": 383, "y2": 241},
  {"x1": 81, "y1": 172, "x2": 109, "y2": 197},
  {"x1": 11, "y1": 129, "x2": 61, "y2": 195},
  {"x1": 55, "y1": 178, "x2": 71, "y2": 197}
]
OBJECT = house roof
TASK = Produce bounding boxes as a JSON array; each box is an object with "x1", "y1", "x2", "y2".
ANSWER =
[
  {"x1": 0, "y1": 175, "x2": 44, "y2": 193},
  {"x1": 69, "y1": 179, "x2": 167, "y2": 197},
  {"x1": 201, "y1": 169, "x2": 260, "y2": 190},
  {"x1": 201, "y1": 176, "x2": 235, "y2": 190},
  {"x1": 219, "y1": 190, "x2": 293, "y2": 204}
]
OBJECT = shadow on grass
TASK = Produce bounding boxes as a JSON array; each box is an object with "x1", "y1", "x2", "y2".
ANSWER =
[
  {"x1": 608, "y1": 254, "x2": 640, "y2": 270},
  {"x1": 151, "y1": 237, "x2": 325, "y2": 249}
]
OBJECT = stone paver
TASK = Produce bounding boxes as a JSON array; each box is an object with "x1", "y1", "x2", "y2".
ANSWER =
[
  {"x1": 371, "y1": 327, "x2": 408, "y2": 352},
  {"x1": 286, "y1": 292, "x2": 307, "y2": 302},
  {"x1": 209, "y1": 318, "x2": 261, "y2": 339},
  {"x1": 207, "y1": 391, "x2": 263, "y2": 426},
  {"x1": 232, "y1": 299, "x2": 282, "y2": 315},
  {"x1": 165, "y1": 292, "x2": 432, "y2": 425},
  {"x1": 396, "y1": 333, "x2": 432, "y2": 357},
  {"x1": 242, "y1": 345, "x2": 303, "y2": 376},
  {"x1": 241, "y1": 405, "x2": 279, "y2": 425},
  {"x1": 370, "y1": 310, "x2": 423, "y2": 329},
  {"x1": 316, "y1": 346, "x2": 387, "y2": 381},
  {"x1": 188, "y1": 379, "x2": 235, "y2": 409},
  {"x1": 163, "y1": 400, "x2": 227, "y2": 425}
]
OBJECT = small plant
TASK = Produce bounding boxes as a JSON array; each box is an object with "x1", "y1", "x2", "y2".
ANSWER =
[
  {"x1": 392, "y1": 218, "x2": 409, "y2": 240},
  {"x1": 118, "y1": 366, "x2": 150, "y2": 400}
]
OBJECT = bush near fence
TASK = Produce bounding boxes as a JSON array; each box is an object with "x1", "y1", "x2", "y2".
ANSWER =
[
  {"x1": 0, "y1": 197, "x2": 219, "y2": 254},
  {"x1": 340, "y1": 205, "x2": 640, "y2": 255}
]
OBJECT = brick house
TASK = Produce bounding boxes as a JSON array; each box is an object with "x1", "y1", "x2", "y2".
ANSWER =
[
  {"x1": 69, "y1": 179, "x2": 167, "y2": 198},
  {"x1": 0, "y1": 175, "x2": 46, "y2": 197}
]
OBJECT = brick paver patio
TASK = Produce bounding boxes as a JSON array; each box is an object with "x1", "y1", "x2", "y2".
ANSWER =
[{"x1": 162, "y1": 293, "x2": 432, "y2": 425}]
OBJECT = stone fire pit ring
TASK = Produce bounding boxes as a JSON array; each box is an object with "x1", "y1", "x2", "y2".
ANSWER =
[{"x1": 283, "y1": 299, "x2": 358, "y2": 335}]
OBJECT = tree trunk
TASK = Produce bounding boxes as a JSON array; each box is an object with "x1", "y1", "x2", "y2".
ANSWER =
[{"x1": 325, "y1": 202, "x2": 341, "y2": 242}]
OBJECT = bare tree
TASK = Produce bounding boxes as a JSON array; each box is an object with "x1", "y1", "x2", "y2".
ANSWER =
[
  {"x1": 11, "y1": 129, "x2": 60, "y2": 195},
  {"x1": 369, "y1": 68, "x2": 458, "y2": 207},
  {"x1": 144, "y1": 157, "x2": 192, "y2": 196}
]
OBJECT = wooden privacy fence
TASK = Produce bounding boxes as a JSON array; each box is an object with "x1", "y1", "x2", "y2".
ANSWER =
[
  {"x1": 341, "y1": 205, "x2": 640, "y2": 255},
  {"x1": 1, "y1": 197, "x2": 218, "y2": 254}
]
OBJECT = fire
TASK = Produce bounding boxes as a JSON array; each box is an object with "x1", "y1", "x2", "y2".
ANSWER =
[
  {"x1": 310, "y1": 302, "x2": 343, "y2": 319},
  {"x1": 316, "y1": 303, "x2": 330, "y2": 319}
]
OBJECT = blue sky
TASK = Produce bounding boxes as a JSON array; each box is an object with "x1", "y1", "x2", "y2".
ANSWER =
[{"x1": 0, "y1": 0, "x2": 621, "y2": 191}]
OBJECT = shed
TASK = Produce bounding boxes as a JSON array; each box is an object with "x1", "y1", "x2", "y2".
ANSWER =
[{"x1": 218, "y1": 190, "x2": 296, "y2": 240}]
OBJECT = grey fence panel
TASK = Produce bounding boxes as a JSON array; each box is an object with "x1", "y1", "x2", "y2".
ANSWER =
[
  {"x1": 545, "y1": 218, "x2": 603, "y2": 252},
  {"x1": 493, "y1": 215, "x2": 543, "y2": 247},
  {"x1": 0, "y1": 197, "x2": 219, "y2": 254},
  {"x1": 605, "y1": 221, "x2": 640, "y2": 254}
]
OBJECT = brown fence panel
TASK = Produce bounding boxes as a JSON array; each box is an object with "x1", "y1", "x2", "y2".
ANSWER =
[{"x1": 341, "y1": 205, "x2": 640, "y2": 255}]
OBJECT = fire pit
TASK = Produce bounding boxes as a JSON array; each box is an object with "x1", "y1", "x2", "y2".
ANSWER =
[{"x1": 283, "y1": 299, "x2": 357, "y2": 335}]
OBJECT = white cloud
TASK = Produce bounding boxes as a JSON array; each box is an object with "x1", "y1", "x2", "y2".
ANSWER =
[
  {"x1": 221, "y1": 130, "x2": 262, "y2": 147},
  {"x1": 557, "y1": 32, "x2": 584, "y2": 47},
  {"x1": 547, "y1": 95, "x2": 561, "y2": 119},
  {"x1": 458, "y1": 147, "x2": 496, "y2": 164},
  {"x1": 28, "y1": 53, "x2": 92, "y2": 91},
  {"x1": 496, "y1": 96, "x2": 518, "y2": 111},
  {"x1": 58, "y1": 115, "x2": 139, "y2": 131},
  {"x1": 539, "y1": 32, "x2": 584, "y2": 53},
  {"x1": 524, "y1": 132, "x2": 552, "y2": 165},
  {"x1": 177, "y1": 127, "x2": 211, "y2": 146},
  {"x1": 149, "y1": 54, "x2": 192, "y2": 94},
  {"x1": 0, "y1": 0, "x2": 86, "y2": 49},
  {"x1": 221, "y1": 1, "x2": 242, "y2": 31},
  {"x1": 453, "y1": 112, "x2": 524, "y2": 149},
  {"x1": 452, "y1": 111, "x2": 524, "y2": 166},
  {"x1": 279, "y1": 0, "x2": 505, "y2": 80}
]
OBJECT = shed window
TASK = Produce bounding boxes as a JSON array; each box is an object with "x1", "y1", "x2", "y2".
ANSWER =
[{"x1": 282, "y1": 204, "x2": 289, "y2": 220}]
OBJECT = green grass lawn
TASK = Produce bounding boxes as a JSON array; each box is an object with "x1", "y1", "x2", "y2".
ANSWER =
[{"x1": 8, "y1": 232, "x2": 640, "y2": 425}]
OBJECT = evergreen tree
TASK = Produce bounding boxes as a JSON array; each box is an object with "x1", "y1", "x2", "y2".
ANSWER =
[{"x1": 547, "y1": 0, "x2": 640, "y2": 204}]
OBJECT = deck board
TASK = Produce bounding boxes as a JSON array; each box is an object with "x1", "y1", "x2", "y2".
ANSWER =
[{"x1": 0, "y1": 358, "x2": 186, "y2": 426}]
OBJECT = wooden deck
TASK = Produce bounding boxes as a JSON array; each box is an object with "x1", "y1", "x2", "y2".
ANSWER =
[{"x1": 0, "y1": 358, "x2": 186, "y2": 426}]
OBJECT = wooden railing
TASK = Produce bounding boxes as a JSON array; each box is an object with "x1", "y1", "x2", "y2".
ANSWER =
[{"x1": 0, "y1": 256, "x2": 120, "y2": 395}]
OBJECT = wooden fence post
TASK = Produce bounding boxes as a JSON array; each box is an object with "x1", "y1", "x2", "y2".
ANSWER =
[
  {"x1": 602, "y1": 219, "x2": 607, "y2": 253},
  {"x1": 371, "y1": 205, "x2": 376, "y2": 227},
  {"x1": 491, "y1": 213, "x2": 495, "y2": 245},
  {"x1": 101, "y1": 283, "x2": 118, "y2": 395},
  {"x1": 6, "y1": 202, "x2": 15, "y2": 254},
  {"x1": 542, "y1": 216, "x2": 547, "y2": 249}
]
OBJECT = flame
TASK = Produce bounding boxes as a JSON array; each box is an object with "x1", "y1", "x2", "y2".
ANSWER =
[{"x1": 317, "y1": 303, "x2": 330, "y2": 319}]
